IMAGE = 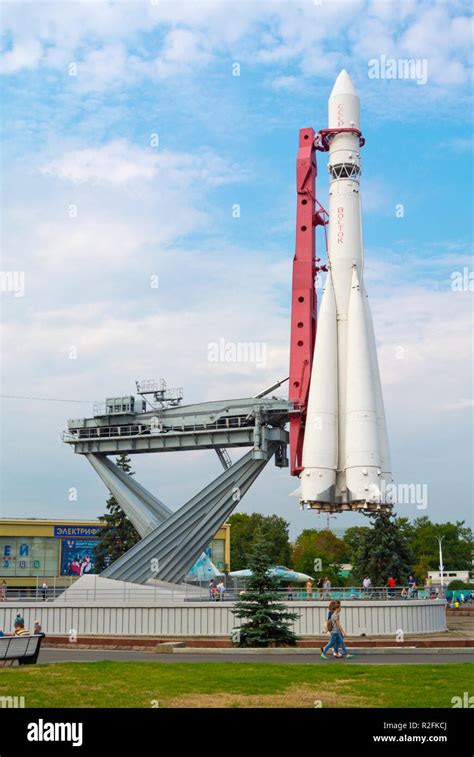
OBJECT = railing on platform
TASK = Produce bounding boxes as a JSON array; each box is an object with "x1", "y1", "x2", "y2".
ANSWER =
[
  {"x1": 62, "y1": 415, "x2": 256, "y2": 442},
  {"x1": 0, "y1": 583, "x2": 455, "y2": 605}
]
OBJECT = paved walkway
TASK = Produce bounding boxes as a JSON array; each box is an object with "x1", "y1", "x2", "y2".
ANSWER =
[
  {"x1": 39, "y1": 611, "x2": 474, "y2": 651},
  {"x1": 37, "y1": 647, "x2": 474, "y2": 665}
]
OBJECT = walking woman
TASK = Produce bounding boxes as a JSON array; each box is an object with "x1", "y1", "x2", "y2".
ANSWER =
[
  {"x1": 332, "y1": 600, "x2": 353, "y2": 658},
  {"x1": 320, "y1": 601, "x2": 338, "y2": 658},
  {"x1": 321, "y1": 600, "x2": 353, "y2": 659}
]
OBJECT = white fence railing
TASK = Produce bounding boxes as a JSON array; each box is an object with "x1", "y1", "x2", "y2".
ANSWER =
[
  {"x1": 0, "y1": 584, "x2": 455, "y2": 605},
  {"x1": 0, "y1": 600, "x2": 449, "y2": 637}
]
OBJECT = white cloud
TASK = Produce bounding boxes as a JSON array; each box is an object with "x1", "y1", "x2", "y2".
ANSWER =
[
  {"x1": 0, "y1": 38, "x2": 42, "y2": 73},
  {"x1": 0, "y1": 0, "x2": 471, "y2": 100},
  {"x1": 154, "y1": 29, "x2": 213, "y2": 78},
  {"x1": 440, "y1": 137, "x2": 473, "y2": 154},
  {"x1": 441, "y1": 398, "x2": 474, "y2": 412},
  {"x1": 39, "y1": 140, "x2": 159, "y2": 185},
  {"x1": 72, "y1": 43, "x2": 148, "y2": 93},
  {"x1": 38, "y1": 140, "x2": 252, "y2": 188},
  {"x1": 270, "y1": 75, "x2": 303, "y2": 91},
  {"x1": 1, "y1": 0, "x2": 472, "y2": 526}
]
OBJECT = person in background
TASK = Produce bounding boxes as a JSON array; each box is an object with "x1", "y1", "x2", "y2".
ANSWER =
[
  {"x1": 33, "y1": 619, "x2": 42, "y2": 635},
  {"x1": 424, "y1": 575, "x2": 431, "y2": 598},
  {"x1": 14, "y1": 620, "x2": 30, "y2": 636},
  {"x1": 216, "y1": 579, "x2": 226, "y2": 602},
  {"x1": 362, "y1": 575, "x2": 372, "y2": 598},
  {"x1": 208, "y1": 579, "x2": 216, "y2": 601},
  {"x1": 1, "y1": 580, "x2": 7, "y2": 602},
  {"x1": 316, "y1": 577, "x2": 323, "y2": 599},
  {"x1": 41, "y1": 581, "x2": 48, "y2": 602},
  {"x1": 323, "y1": 576, "x2": 331, "y2": 599},
  {"x1": 387, "y1": 575, "x2": 396, "y2": 598},
  {"x1": 408, "y1": 576, "x2": 418, "y2": 599},
  {"x1": 306, "y1": 578, "x2": 313, "y2": 601},
  {"x1": 286, "y1": 584, "x2": 293, "y2": 601}
]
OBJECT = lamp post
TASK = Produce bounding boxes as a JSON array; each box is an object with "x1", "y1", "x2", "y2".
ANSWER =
[{"x1": 435, "y1": 536, "x2": 445, "y2": 597}]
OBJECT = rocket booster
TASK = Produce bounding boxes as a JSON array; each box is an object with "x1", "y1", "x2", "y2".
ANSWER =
[{"x1": 300, "y1": 70, "x2": 393, "y2": 512}]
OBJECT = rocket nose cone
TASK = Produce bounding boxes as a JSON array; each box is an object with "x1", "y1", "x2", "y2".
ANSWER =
[{"x1": 330, "y1": 69, "x2": 357, "y2": 98}]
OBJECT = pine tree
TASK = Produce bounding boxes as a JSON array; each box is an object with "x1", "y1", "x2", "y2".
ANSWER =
[
  {"x1": 231, "y1": 543, "x2": 300, "y2": 647},
  {"x1": 94, "y1": 455, "x2": 141, "y2": 572},
  {"x1": 352, "y1": 513, "x2": 413, "y2": 585}
]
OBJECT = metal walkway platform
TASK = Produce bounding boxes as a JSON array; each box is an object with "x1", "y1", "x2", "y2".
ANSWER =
[{"x1": 64, "y1": 395, "x2": 292, "y2": 584}]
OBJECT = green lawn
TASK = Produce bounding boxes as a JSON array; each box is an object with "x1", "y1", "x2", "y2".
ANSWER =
[{"x1": 0, "y1": 662, "x2": 472, "y2": 708}]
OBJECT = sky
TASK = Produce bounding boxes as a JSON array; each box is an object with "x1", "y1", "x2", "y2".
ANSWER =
[{"x1": 0, "y1": 0, "x2": 473, "y2": 540}]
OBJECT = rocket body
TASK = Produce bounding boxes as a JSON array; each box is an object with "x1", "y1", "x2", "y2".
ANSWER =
[{"x1": 300, "y1": 70, "x2": 392, "y2": 512}]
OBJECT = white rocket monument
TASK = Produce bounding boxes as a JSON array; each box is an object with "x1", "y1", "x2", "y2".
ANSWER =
[{"x1": 300, "y1": 70, "x2": 393, "y2": 512}]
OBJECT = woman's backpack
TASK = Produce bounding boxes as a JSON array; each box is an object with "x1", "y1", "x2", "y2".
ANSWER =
[{"x1": 323, "y1": 611, "x2": 333, "y2": 634}]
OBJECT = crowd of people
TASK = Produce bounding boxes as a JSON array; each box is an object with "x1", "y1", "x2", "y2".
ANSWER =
[
  {"x1": 284, "y1": 574, "x2": 449, "y2": 600},
  {"x1": 0, "y1": 579, "x2": 50, "y2": 601},
  {"x1": 0, "y1": 615, "x2": 44, "y2": 667},
  {"x1": 208, "y1": 579, "x2": 226, "y2": 601},
  {"x1": 0, "y1": 613, "x2": 43, "y2": 638}
]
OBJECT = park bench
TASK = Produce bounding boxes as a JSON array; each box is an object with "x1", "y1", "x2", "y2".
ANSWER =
[{"x1": 0, "y1": 634, "x2": 44, "y2": 666}]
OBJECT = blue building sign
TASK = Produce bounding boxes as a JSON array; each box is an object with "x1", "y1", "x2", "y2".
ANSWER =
[{"x1": 54, "y1": 526, "x2": 102, "y2": 537}]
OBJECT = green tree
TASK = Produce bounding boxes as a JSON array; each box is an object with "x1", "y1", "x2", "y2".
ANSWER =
[
  {"x1": 227, "y1": 513, "x2": 292, "y2": 570},
  {"x1": 292, "y1": 531, "x2": 319, "y2": 577},
  {"x1": 413, "y1": 554, "x2": 431, "y2": 586},
  {"x1": 94, "y1": 455, "x2": 140, "y2": 572},
  {"x1": 394, "y1": 517, "x2": 416, "y2": 544},
  {"x1": 343, "y1": 526, "x2": 371, "y2": 565},
  {"x1": 231, "y1": 543, "x2": 300, "y2": 647},
  {"x1": 292, "y1": 529, "x2": 350, "y2": 586},
  {"x1": 352, "y1": 514, "x2": 413, "y2": 585},
  {"x1": 406, "y1": 517, "x2": 473, "y2": 571}
]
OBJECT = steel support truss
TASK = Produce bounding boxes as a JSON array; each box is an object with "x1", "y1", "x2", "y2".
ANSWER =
[
  {"x1": 65, "y1": 397, "x2": 290, "y2": 585},
  {"x1": 99, "y1": 443, "x2": 279, "y2": 584}
]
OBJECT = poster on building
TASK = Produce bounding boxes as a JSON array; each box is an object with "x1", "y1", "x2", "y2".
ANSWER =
[{"x1": 60, "y1": 538, "x2": 98, "y2": 576}]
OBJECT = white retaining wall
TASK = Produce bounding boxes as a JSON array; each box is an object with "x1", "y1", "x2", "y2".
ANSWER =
[{"x1": 0, "y1": 600, "x2": 447, "y2": 637}]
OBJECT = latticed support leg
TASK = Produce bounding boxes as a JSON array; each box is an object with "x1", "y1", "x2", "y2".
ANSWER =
[
  {"x1": 86, "y1": 453, "x2": 172, "y2": 538},
  {"x1": 102, "y1": 445, "x2": 278, "y2": 584}
]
